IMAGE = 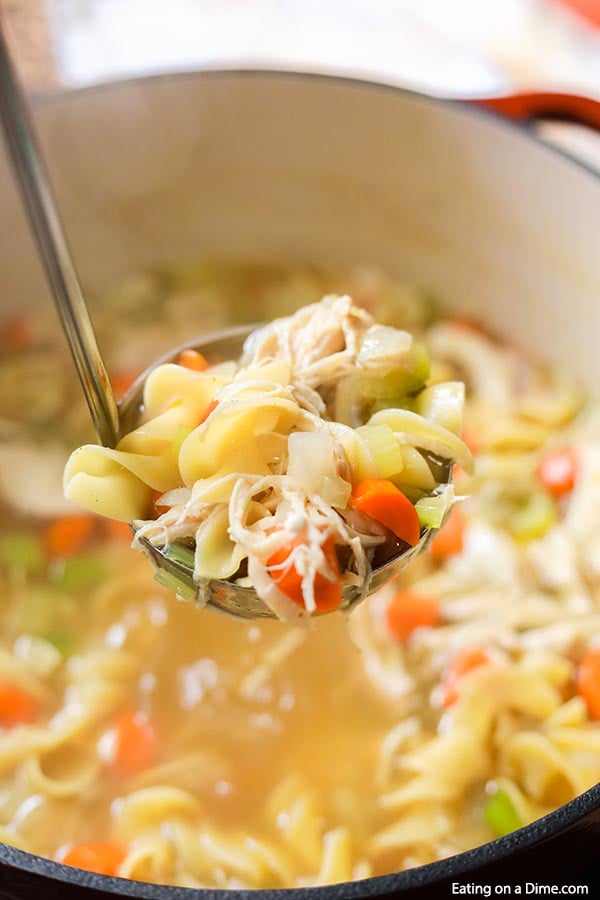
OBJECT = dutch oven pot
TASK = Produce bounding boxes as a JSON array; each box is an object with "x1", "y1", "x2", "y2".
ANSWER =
[{"x1": 1, "y1": 71, "x2": 600, "y2": 899}]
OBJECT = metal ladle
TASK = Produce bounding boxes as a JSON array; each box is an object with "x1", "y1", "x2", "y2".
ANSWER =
[{"x1": 0, "y1": 19, "x2": 434, "y2": 620}]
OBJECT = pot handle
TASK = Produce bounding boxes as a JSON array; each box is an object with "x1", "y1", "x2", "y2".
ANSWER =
[{"x1": 471, "y1": 91, "x2": 600, "y2": 132}]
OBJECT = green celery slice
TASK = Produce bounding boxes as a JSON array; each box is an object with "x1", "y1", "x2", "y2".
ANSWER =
[
  {"x1": 43, "y1": 629, "x2": 77, "y2": 656},
  {"x1": 50, "y1": 554, "x2": 108, "y2": 590},
  {"x1": 0, "y1": 533, "x2": 45, "y2": 573},
  {"x1": 509, "y1": 492, "x2": 557, "y2": 542},
  {"x1": 165, "y1": 542, "x2": 196, "y2": 569},
  {"x1": 360, "y1": 342, "x2": 430, "y2": 400},
  {"x1": 484, "y1": 790, "x2": 522, "y2": 838},
  {"x1": 172, "y1": 424, "x2": 193, "y2": 461},
  {"x1": 154, "y1": 567, "x2": 198, "y2": 602},
  {"x1": 415, "y1": 489, "x2": 454, "y2": 529}
]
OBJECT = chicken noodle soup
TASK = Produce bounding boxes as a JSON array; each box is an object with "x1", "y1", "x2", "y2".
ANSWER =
[
  {"x1": 64, "y1": 296, "x2": 470, "y2": 620},
  {"x1": 0, "y1": 263, "x2": 598, "y2": 888}
]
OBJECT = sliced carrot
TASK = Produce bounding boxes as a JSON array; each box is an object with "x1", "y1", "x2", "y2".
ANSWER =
[
  {"x1": 45, "y1": 515, "x2": 95, "y2": 559},
  {"x1": 536, "y1": 446, "x2": 577, "y2": 497},
  {"x1": 2, "y1": 318, "x2": 33, "y2": 351},
  {"x1": 102, "y1": 519, "x2": 133, "y2": 543},
  {"x1": 442, "y1": 647, "x2": 490, "y2": 707},
  {"x1": 62, "y1": 841, "x2": 126, "y2": 876},
  {"x1": 0, "y1": 682, "x2": 38, "y2": 728},
  {"x1": 576, "y1": 647, "x2": 600, "y2": 719},
  {"x1": 150, "y1": 489, "x2": 169, "y2": 518},
  {"x1": 461, "y1": 427, "x2": 480, "y2": 456},
  {"x1": 385, "y1": 590, "x2": 440, "y2": 641},
  {"x1": 111, "y1": 370, "x2": 140, "y2": 401},
  {"x1": 452, "y1": 465, "x2": 468, "y2": 484},
  {"x1": 110, "y1": 710, "x2": 157, "y2": 775},
  {"x1": 268, "y1": 536, "x2": 342, "y2": 613},
  {"x1": 430, "y1": 506, "x2": 465, "y2": 561},
  {"x1": 351, "y1": 479, "x2": 420, "y2": 546},
  {"x1": 198, "y1": 398, "x2": 218, "y2": 426},
  {"x1": 447, "y1": 316, "x2": 485, "y2": 336},
  {"x1": 177, "y1": 348, "x2": 210, "y2": 371}
]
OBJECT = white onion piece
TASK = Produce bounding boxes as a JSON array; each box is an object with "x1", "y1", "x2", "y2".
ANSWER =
[
  {"x1": 287, "y1": 432, "x2": 351, "y2": 508},
  {"x1": 357, "y1": 325, "x2": 413, "y2": 369}
]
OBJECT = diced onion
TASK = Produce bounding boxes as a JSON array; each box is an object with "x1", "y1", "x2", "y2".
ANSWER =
[
  {"x1": 320, "y1": 475, "x2": 352, "y2": 508},
  {"x1": 287, "y1": 432, "x2": 351, "y2": 507},
  {"x1": 357, "y1": 325, "x2": 413, "y2": 368},
  {"x1": 13, "y1": 634, "x2": 62, "y2": 678}
]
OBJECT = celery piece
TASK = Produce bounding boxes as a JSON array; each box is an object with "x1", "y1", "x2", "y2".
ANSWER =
[
  {"x1": 411, "y1": 342, "x2": 431, "y2": 386},
  {"x1": 510, "y1": 492, "x2": 557, "y2": 542},
  {"x1": 154, "y1": 568, "x2": 198, "y2": 602},
  {"x1": 50, "y1": 554, "x2": 108, "y2": 590},
  {"x1": 415, "y1": 489, "x2": 453, "y2": 529},
  {"x1": 172, "y1": 424, "x2": 193, "y2": 461},
  {"x1": 43, "y1": 629, "x2": 77, "y2": 656},
  {"x1": 484, "y1": 790, "x2": 521, "y2": 838},
  {"x1": 165, "y1": 542, "x2": 196, "y2": 569},
  {"x1": 360, "y1": 343, "x2": 430, "y2": 401},
  {"x1": 370, "y1": 396, "x2": 417, "y2": 415},
  {"x1": 355, "y1": 425, "x2": 404, "y2": 479},
  {"x1": 0, "y1": 533, "x2": 45, "y2": 573}
]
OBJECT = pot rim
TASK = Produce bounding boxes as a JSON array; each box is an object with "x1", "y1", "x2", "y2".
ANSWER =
[
  {"x1": 2, "y1": 67, "x2": 599, "y2": 896},
  {"x1": 31, "y1": 67, "x2": 600, "y2": 182}
]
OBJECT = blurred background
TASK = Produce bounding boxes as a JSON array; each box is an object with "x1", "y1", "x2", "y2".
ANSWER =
[
  {"x1": 2, "y1": 0, "x2": 600, "y2": 163},
  {"x1": 1, "y1": 0, "x2": 599, "y2": 95}
]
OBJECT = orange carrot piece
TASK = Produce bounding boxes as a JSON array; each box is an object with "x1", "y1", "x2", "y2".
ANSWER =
[
  {"x1": 442, "y1": 647, "x2": 490, "y2": 707},
  {"x1": 62, "y1": 842, "x2": 126, "y2": 876},
  {"x1": 351, "y1": 479, "x2": 420, "y2": 546},
  {"x1": 268, "y1": 537, "x2": 342, "y2": 613},
  {"x1": 149, "y1": 489, "x2": 169, "y2": 518},
  {"x1": 0, "y1": 682, "x2": 38, "y2": 728},
  {"x1": 536, "y1": 447, "x2": 577, "y2": 497},
  {"x1": 430, "y1": 506, "x2": 466, "y2": 561},
  {"x1": 102, "y1": 519, "x2": 133, "y2": 542},
  {"x1": 576, "y1": 647, "x2": 600, "y2": 719},
  {"x1": 385, "y1": 590, "x2": 440, "y2": 641},
  {"x1": 111, "y1": 370, "x2": 140, "y2": 401},
  {"x1": 45, "y1": 515, "x2": 95, "y2": 559},
  {"x1": 447, "y1": 317, "x2": 486, "y2": 336},
  {"x1": 177, "y1": 349, "x2": 210, "y2": 371},
  {"x1": 198, "y1": 398, "x2": 218, "y2": 426},
  {"x1": 110, "y1": 710, "x2": 157, "y2": 775},
  {"x1": 461, "y1": 428, "x2": 480, "y2": 455},
  {"x1": 2, "y1": 318, "x2": 33, "y2": 351},
  {"x1": 452, "y1": 465, "x2": 468, "y2": 484}
]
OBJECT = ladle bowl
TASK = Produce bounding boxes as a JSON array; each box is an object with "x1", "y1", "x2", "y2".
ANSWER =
[{"x1": 118, "y1": 324, "x2": 436, "y2": 620}]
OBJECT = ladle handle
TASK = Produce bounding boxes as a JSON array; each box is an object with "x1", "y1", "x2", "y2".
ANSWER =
[{"x1": 0, "y1": 18, "x2": 119, "y2": 448}]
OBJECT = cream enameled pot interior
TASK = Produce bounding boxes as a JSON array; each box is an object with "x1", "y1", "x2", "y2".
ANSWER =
[{"x1": 1, "y1": 71, "x2": 600, "y2": 384}]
